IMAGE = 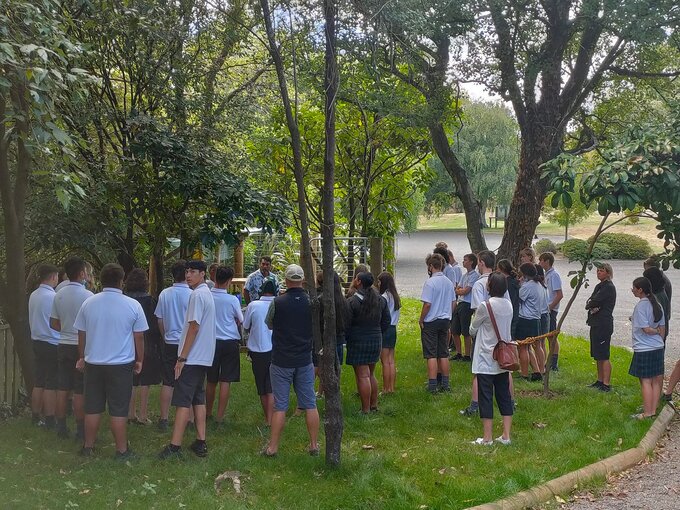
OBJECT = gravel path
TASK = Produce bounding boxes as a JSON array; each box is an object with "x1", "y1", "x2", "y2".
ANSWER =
[{"x1": 395, "y1": 231, "x2": 680, "y2": 508}]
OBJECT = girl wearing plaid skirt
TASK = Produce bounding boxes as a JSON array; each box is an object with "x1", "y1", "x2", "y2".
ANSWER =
[{"x1": 629, "y1": 277, "x2": 665, "y2": 420}]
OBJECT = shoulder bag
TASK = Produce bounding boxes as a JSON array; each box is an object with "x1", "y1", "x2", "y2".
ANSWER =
[{"x1": 487, "y1": 300, "x2": 520, "y2": 372}]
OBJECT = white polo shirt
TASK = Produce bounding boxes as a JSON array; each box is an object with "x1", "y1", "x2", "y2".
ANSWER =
[
  {"x1": 28, "y1": 284, "x2": 60, "y2": 345},
  {"x1": 51, "y1": 282, "x2": 93, "y2": 345},
  {"x1": 154, "y1": 283, "x2": 192, "y2": 345},
  {"x1": 470, "y1": 273, "x2": 512, "y2": 310},
  {"x1": 243, "y1": 295, "x2": 274, "y2": 352},
  {"x1": 73, "y1": 288, "x2": 149, "y2": 365},
  {"x1": 211, "y1": 288, "x2": 243, "y2": 341},
  {"x1": 382, "y1": 291, "x2": 401, "y2": 326},
  {"x1": 179, "y1": 283, "x2": 216, "y2": 366},
  {"x1": 421, "y1": 272, "x2": 455, "y2": 322}
]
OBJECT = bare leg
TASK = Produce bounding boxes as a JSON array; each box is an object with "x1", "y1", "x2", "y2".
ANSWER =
[
  {"x1": 519, "y1": 345, "x2": 530, "y2": 377},
  {"x1": 426, "y1": 358, "x2": 438, "y2": 380},
  {"x1": 532, "y1": 340, "x2": 546, "y2": 374},
  {"x1": 170, "y1": 406, "x2": 191, "y2": 446},
  {"x1": 437, "y1": 356, "x2": 450, "y2": 377},
  {"x1": 73, "y1": 394, "x2": 85, "y2": 422},
  {"x1": 380, "y1": 348, "x2": 390, "y2": 392},
  {"x1": 501, "y1": 415, "x2": 512, "y2": 440},
  {"x1": 665, "y1": 360, "x2": 680, "y2": 396},
  {"x1": 471, "y1": 375, "x2": 478, "y2": 401},
  {"x1": 83, "y1": 413, "x2": 101, "y2": 448},
  {"x1": 305, "y1": 408, "x2": 320, "y2": 450},
  {"x1": 160, "y1": 385, "x2": 173, "y2": 421},
  {"x1": 139, "y1": 386, "x2": 150, "y2": 421},
  {"x1": 599, "y1": 360, "x2": 612, "y2": 386},
  {"x1": 368, "y1": 363, "x2": 378, "y2": 409},
  {"x1": 31, "y1": 387, "x2": 44, "y2": 418},
  {"x1": 267, "y1": 410, "x2": 286, "y2": 454},
  {"x1": 216, "y1": 382, "x2": 231, "y2": 422},
  {"x1": 193, "y1": 403, "x2": 206, "y2": 441},
  {"x1": 464, "y1": 335, "x2": 472, "y2": 356},
  {"x1": 205, "y1": 382, "x2": 217, "y2": 418},
  {"x1": 453, "y1": 334, "x2": 462, "y2": 356},
  {"x1": 481, "y1": 418, "x2": 493, "y2": 442},
  {"x1": 508, "y1": 374, "x2": 514, "y2": 399},
  {"x1": 354, "y1": 365, "x2": 371, "y2": 413},
  {"x1": 110, "y1": 416, "x2": 128, "y2": 452},
  {"x1": 128, "y1": 387, "x2": 138, "y2": 420},
  {"x1": 56, "y1": 390, "x2": 69, "y2": 421},
  {"x1": 640, "y1": 378, "x2": 657, "y2": 417},
  {"x1": 43, "y1": 389, "x2": 56, "y2": 418},
  {"x1": 260, "y1": 393, "x2": 274, "y2": 425}
]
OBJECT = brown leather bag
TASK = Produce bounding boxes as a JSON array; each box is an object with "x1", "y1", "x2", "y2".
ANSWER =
[{"x1": 487, "y1": 300, "x2": 520, "y2": 372}]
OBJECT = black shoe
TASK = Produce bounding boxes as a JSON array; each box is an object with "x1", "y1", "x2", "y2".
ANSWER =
[
  {"x1": 588, "y1": 381, "x2": 603, "y2": 388},
  {"x1": 189, "y1": 439, "x2": 208, "y2": 458},
  {"x1": 530, "y1": 372, "x2": 543, "y2": 382},
  {"x1": 459, "y1": 405, "x2": 478, "y2": 417},
  {"x1": 598, "y1": 384, "x2": 611, "y2": 393},
  {"x1": 551, "y1": 365, "x2": 559, "y2": 372},
  {"x1": 115, "y1": 449, "x2": 136, "y2": 462},
  {"x1": 157, "y1": 418, "x2": 169, "y2": 432},
  {"x1": 462, "y1": 356, "x2": 472, "y2": 362},
  {"x1": 438, "y1": 386, "x2": 452, "y2": 393},
  {"x1": 450, "y1": 353, "x2": 463, "y2": 361},
  {"x1": 158, "y1": 444, "x2": 183, "y2": 460},
  {"x1": 661, "y1": 393, "x2": 673, "y2": 402},
  {"x1": 80, "y1": 446, "x2": 95, "y2": 457}
]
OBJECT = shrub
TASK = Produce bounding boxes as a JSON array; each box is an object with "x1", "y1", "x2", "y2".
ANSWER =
[
  {"x1": 587, "y1": 233, "x2": 652, "y2": 260},
  {"x1": 559, "y1": 239, "x2": 612, "y2": 263},
  {"x1": 534, "y1": 238, "x2": 557, "y2": 255}
]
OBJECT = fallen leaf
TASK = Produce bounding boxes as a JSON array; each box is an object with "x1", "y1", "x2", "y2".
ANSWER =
[
  {"x1": 361, "y1": 445, "x2": 374, "y2": 450},
  {"x1": 79, "y1": 489, "x2": 90, "y2": 495},
  {"x1": 438, "y1": 468, "x2": 446, "y2": 475},
  {"x1": 555, "y1": 495, "x2": 566, "y2": 503},
  {"x1": 115, "y1": 500, "x2": 122, "y2": 508},
  {"x1": 617, "y1": 438, "x2": 623, "y2": 447},
  {"x1": 533, "y1": 422, "x2": 547, "y2": 429},
  {"x1": 401, "y1": 452, "x2": 408, "y2": 458}
]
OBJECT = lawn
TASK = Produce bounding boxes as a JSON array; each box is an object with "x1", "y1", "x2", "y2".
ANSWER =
[
  {"x1": 417, "y1": 212, "x2": 664, "y2": 249},
  {"x1": 0, "y1": 298, "x2": 652, "y2": 510}
]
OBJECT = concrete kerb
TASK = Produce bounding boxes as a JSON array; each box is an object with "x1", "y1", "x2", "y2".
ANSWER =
[{"x1": 466, "y1": 404, "x2": 677, "y2": 510}]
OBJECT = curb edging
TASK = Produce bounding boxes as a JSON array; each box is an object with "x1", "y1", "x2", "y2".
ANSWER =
[{"x1": 466, "y1": 404, "x2": 677, "y2": 510}]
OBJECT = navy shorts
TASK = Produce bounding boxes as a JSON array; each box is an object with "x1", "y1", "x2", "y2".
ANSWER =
[
  {"x1": 33, "y1": 341, "x2": 58, "y2": 390},
  {"x1": 172, "y1": 365, "x2": 207, "y2": 408},
  {"x1": 57, "y1": 344, "x2": 84, "y2": 394},
  {"x1": 270, "y1": 363, "x2": 316, "y2": 412},
  {"x1": 452, "y1": 302, "x2": 472, "y2": 336},
  {"x1": 249, "y1": 350, "x2": 272, "y2": 396},
  {"x1": 161, "y1": 343, "x2": 179, "y2": 387},
  {"x1": 207, "y1": 340, "x2": 240, "y2": 384},
  {"x1": 84, "y1": 362, "x2": 134, "y2": 417},
  {"x1": 421, "y1": 319, "x2": 449, "y2": 359}
]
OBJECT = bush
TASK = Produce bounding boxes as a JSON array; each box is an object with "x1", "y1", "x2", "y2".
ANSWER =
[
  {"x1": 534, "y1": 238, "x2": 557, "y2": 255},
  {"x1": 559, "y1": 239, "x2": 612, "y2": 262},
  {"x1": 587, "y1": 233, "x2": 652, "y2": 260}
]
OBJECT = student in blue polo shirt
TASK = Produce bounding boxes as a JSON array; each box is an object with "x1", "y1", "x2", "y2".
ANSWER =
[
  {"x1": 28, "y1": 264, "x2": 60, "y2": 428},
  {"x1": 206, "y1": 266, "x2": 243, "y2": 424},
  {"x1": 539, "y1": 252, "x2": 563, "y2": 370},
  {"x1": 159, "y1": 260, "x2": 216, "y2": 459},
  {"x1": 154, "y1": 260, "x2": 192, "y2": 431},
  {"x1": 50, "y1": 256, "x2": 94, "y2": 440},
  {"x1": 73, "y1": 264, "x2": 148, "y2": 459}
]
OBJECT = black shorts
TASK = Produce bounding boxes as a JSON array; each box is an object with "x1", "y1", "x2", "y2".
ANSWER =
[
  {"x1": 207, "y1": 340, "x2": 240, "y2": 384},
  {"x1": 451, "y1": 302, "x2": 472, "y2": 336},
  {"x1": 161, "y1": 343, "x2": 179, "y2": 387},
  {"x1": 249, "y1": 350, "x2": 272, "y2": 396},
  {"x1": 590, "y1": 321, "x2": 612, "y2": 361},
  {"x1": 84, "y1": 362, "x2": 134, "y2": 417},
  {"x1": 57, "y1": 344, "x2": 84, "y2": 394},
  {"x1": 33, "y1": 341, "x2": 58, "y2": 390},
  {"x1": 421, "y1": 319, "x2": 449, "y2": 359},
  {"x1": 549, "y1": 310, "x2": 558, "y2": 332},
  {"x1": 477, "y1": 372, "x2": 513, "y2": 419},
  {"x1": 172, "y1": 365, "x2": 207, "y2": 408}
]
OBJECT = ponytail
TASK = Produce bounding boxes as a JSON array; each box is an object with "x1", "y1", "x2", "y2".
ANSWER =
[{"x1": 633, "y1": 277, "x2": 663, "y2": 323}]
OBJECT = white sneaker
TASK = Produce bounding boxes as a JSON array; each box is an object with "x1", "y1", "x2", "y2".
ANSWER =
[
  {"x1": 471, "y1": 437, "x2": 493, "y2": 446},
  {"x1": 495, "y1": 436, "x2": 511, "y2": 445}
]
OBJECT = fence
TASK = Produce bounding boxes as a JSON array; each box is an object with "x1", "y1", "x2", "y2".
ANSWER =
[{"x1": 0, "y1": 324, "x2": 22, "y2": 405}]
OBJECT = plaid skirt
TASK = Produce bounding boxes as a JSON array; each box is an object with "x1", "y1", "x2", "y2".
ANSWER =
[
  {"x1": 628, "y1": 348, "x2": 665, "y2": 379},
  {"x1": 382, "y1": 325, "x2": 397, "y2": 349},
  {"x1": 346, "y1": 326, "x2": 381, "y2": 366}
]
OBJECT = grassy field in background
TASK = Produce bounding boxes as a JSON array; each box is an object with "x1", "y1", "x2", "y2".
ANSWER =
[
  {"x1": 0, "y1": 298, "x2": 652, "y2": 509},
  {"x1": 417, "y1": 213, "x2": 664, "y2": 248}
]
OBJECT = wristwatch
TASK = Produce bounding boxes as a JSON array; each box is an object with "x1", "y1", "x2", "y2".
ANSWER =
[{"x1": 177, "y1": 357, "x2": 187, "y2": 363}]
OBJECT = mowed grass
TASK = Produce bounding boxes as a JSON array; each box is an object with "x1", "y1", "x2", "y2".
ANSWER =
[{"x1": 0, "y1": 298, "x2": 652, "y2": 509}]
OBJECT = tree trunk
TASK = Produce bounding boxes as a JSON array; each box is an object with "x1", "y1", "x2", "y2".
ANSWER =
[
  {"x1": 429, "y1": 123, "x2": 487, "y2": 252},
  {"x1": 369, "y1": 237, "x2": 383, "y2": 280},
  {"x1": 319, "y1": 0, "x2": 342, "y2": 466},
  {"x1": 497, "y1": 136, "x2": 554, "y2": 262}
]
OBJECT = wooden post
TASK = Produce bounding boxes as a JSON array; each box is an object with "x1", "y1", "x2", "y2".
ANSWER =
[
  {"x1": 369, "y1": 237, "x2": 383, "y2": 280},
  {"x1": 148, "y1": 255, "x2": 157, "y2": 297},
  {"x1": 234, "y1": 238, "x2": 245, "y2": 278}
]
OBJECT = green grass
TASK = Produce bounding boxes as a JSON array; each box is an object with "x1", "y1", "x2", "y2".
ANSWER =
[{"x1": 0, "y1": 298, "x2": 652, "y2": 509}]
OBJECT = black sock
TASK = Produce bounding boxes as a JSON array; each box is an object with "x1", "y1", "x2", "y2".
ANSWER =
[
  {"x1": 45, "y1": 416, "x2": 55, "y2": 429},
  {"x1": 428, "y1": 379, "x2": 437, "y2": 392},
  {"x1": 441, "y1": 376, "x2": 450, "y2": 389},
  {"x1": 551, "y1": 354, "x2": 559, "y2": 367},
  {"x1": 470, "y1": 400, "x2": 478, "y2": 410},
  {"x1": 195, "y1": 439, "x2": 206, "y2": 445},
  {"x1": 76, "y1": 419, "x2": 84, "y2": 436},
  {"x1": 436, "y1": 373, "x2": 442, "y2": 385}
]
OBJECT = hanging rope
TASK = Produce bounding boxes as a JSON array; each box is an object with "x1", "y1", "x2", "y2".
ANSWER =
[{"x1": 515, "y1": 330, "x2": 560, "y2": 346}]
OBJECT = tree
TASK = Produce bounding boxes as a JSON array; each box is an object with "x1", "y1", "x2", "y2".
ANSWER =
[
  {"x1": 465, "y1": 0, "x2": 679, "y2": 261},
  {"x1": 425, "y1": 101, "x2": 518, "y2": 225},
  {"x1": 544, "y1": 177, "x2": 594, "y2": 241},
  {"x1": 0, "y1": 0, "x2": 90, "y2": 391},
  {"x1": 350, "y1": 0, "x2": 489, "y2": 251}
]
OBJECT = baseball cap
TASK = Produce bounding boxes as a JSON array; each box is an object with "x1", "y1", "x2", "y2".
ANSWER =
[{"x1": 285, "y1": 264, "x2": 305, "y2": 281}]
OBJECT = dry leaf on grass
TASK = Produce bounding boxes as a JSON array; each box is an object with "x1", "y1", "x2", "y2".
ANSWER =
[
  {"x1": 214, "y1": 470, "x2": 242, "y2": 494},
  {"x1": 533, "y1": 422, "x2": 547, "y2": 429},
  {"x1": 361, "y1": 444, "x2": 374, "y2": 450}
]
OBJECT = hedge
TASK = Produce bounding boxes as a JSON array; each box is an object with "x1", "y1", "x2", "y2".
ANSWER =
[
  {"x1": 587, "y1": 233, "x2": 652, "y2": 260},
  {"x1": 559, "y1": 239, "x2": 612, "y2": 263},
  {"x1": 534, "y1": 238, "x2": 557, "y2": 255}
]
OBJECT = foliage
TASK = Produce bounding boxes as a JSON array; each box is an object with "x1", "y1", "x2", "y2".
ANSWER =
[
  {"x1": 587, "y1": 233, "x2": 652, "y2": 260},
  {"x1": 0, "y1": 299, "x2": 652, "y2": 509},
  {"x1": 534, "y1": 238, "x2": 557, "y2": 255},
  {"x1": 425, "y1": 101, "x2": 518, "y2": 215},
  {"x1": 559, "y1": 239, "x2": 612, "y2": 263},
  {"x1": 545, "y1": 100, "x2": 680, "y2": 266}
]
